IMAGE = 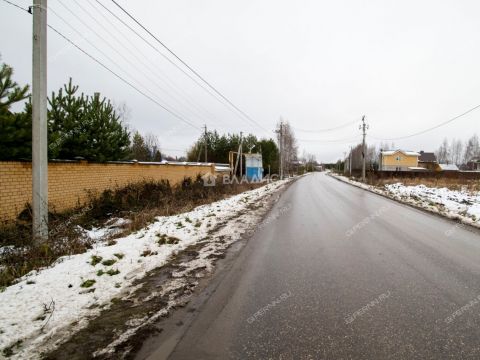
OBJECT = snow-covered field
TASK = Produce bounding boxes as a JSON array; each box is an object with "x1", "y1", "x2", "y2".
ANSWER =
[
  {"x1": 329, "y1": 173, "x2": 480, "y2": 228},
  {"x1": 0, "y1": 179, "x2": 291, "y2": 359}
]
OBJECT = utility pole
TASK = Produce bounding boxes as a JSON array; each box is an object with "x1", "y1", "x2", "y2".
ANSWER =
[
  {"x1": 203, "y1": 124, "x2": 207, "y2": 163},
  {"x1": 239, "y1": 131, "x2": 243, "y2": 178},
  {"x1": 359, "y1": 115, "x2": 369, "y2": 182},
  {"x1": 349, "y1": 145, "x2": 353, "y2": 176},
  {"x1": 277, "y1": 121, "x2": 284, "y2": 180},
  {"x1": 32, "y1": 0, "x2": 48, "y2": 243}
]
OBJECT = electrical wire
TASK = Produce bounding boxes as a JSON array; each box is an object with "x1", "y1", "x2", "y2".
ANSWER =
[
  {"x1": 370, "y1": 103, "x2": 480, "y2": 141},
  {"x1": 85, "y1": 0, "x2": 230, "y2": 131},
  {"x1": 48, "y1": 25, "x2": 201, "y2": 130},
  {"x1": 70, "y1": 0, "x2": 229, "y2": 130},
  {"x1": 297, "y1": 135, "x2": 362, "y2": 144},
  {"x1": 0, "y1": 0, "x2": 203, "y2": 130},
  {"x1": 293, "y1": 119, "x2": 359, "y2": 133},
  {"x1": 53, "y1": 0, "x2": 206, "y2": 126},
  {"x1": 108, "y1": 0, "x2": 270, "y2": 135}
]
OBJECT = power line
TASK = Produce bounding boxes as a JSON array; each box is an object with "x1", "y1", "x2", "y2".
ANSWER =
[
  {"x1": 297, "y1": 135, "x2": 362, "y2": 144},
  {"x1": 108, "y1": 0, "x2": 270, "y2": 135},
  {"x1": 1, "y1": 0, "x2": 201, "y2": 130},
  {"x1": 94, "y1": 0, "x2": 256, "y2": 134},
  {"x1": 293, "y1": 119, "x2": 359, "y2": 133},
  {"x1": 86, "y1": 0, "x2": 228, "y2": 130},
  {"x1": 1, "y1": 0, "x2": 23, "y2": 11},
  {"x1": 371, "y1": 103, "x2": 480, "y2": 141},
  {"x1": 48, "y1": 25, "x2": 201, "y2": 129},
  {"x1": 70, "y1": 0, "x2": 227, "y2": 130},
  {"x1": 56, "y1": 0, "x2": 209, "y2": 127}
]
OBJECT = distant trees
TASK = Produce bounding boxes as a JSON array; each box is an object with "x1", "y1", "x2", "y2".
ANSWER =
[
  {"x1": 276, "y1": 119, "x2": 298, "y2": 175},
  {"x1": 186, "y1": 130, "x2": 279, "y2": 174},
  {"x1": 0, "y1": 59, "x2": 131, "y2": 162},
  {"x1": 300, "y1": 150, "x2": 317, "y2": 172},
  {"x1": 463, "y1": 134, "x2": 480, "y2": 164},
  {"x1": 435, "y1": 135, "x2": 479, "y2": 165},
  {"x1": 129, "y1": 131, "x2": 162, "y2": 161},
  {"x1": 348, "y1": 143, "x2": 377, "y2": 171}
]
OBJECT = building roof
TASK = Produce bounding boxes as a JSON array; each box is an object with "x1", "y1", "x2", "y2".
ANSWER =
[
  {"x1": 418, "y1": 151, "x2": 437, "y2": 163},
  {"x1": 381, "y1": 150, "x2": 420, "y2": 156},
  {"x1": 438, "y1": 164, "x2": 459, "y2": 171},
  {"x1": 244, "y1": 153, "x2": 262, "y2": 159}
]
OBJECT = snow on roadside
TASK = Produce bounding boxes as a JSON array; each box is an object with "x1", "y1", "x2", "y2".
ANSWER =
[
  {"x1": 384, "y1": 183, "x2": 480, "y2": 224},
  {"x1": 0, "y1": 179, "x2": 291, "y2": 359},
  {"x1": 328, "y1": 172, "x2": 480, "y2": 228}
]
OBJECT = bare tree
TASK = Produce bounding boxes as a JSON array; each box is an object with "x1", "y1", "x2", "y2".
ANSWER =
[
  {"x1": 276, "y1": 119, "x2": 298, "y2": 176},
  {"x1": 436, "y1": 138, "x2": 450, "y2": 163},
  {"x1": 449, "y1": 139, "x2": 463, "y2": 165},
  {"x1": 463, "y1": 134, "x2": 480, "y2": 164},
  {"x1": 144, "y1": 132, "x2": 162, "y2": 161}
]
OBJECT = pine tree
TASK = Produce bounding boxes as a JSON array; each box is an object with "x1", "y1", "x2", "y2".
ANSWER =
[
  {"x1": 130, "y1": 131, "x2": 150, "y2": 161},
  {"x1": 0, "y1": 61, "x2": 31, "y2": 160},
  {"x1": 0, "y1": 63, "x2": 29, "y2": 113},
  {"x1": 48, "y1": 78, "x2": 130, "y2": 161}
]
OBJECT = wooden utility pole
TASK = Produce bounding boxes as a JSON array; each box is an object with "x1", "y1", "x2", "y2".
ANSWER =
[
  {"x1": 203, "y1": 124, "x2": 208, "y2": 163},
  {"x1": 359, "y1": 115, "x2": 369, "y2": 182},
  {"x1": 32, "y1": 0, "x2": 48, "y2": 242}
]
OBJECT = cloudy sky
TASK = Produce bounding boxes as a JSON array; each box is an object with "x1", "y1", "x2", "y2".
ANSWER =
[{"x1": 1, "y1": 0, "x2": 479, "y2": 162}]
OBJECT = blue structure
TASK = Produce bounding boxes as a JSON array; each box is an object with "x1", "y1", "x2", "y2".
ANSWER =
[{"x1": 245, "y1": 153, "x2": 263, "y2": 181}]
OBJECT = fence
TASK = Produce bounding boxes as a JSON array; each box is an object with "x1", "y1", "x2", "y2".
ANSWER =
[{"x1": 0, "y1": 160, "x2": 216, "y2": 221}]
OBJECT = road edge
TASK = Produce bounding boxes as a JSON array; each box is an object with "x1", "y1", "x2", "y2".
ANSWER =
[{"x1": 327, "y1": 172, "x2": 480, "y2": 233}]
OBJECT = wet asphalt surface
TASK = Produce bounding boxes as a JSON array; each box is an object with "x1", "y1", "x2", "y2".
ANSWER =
[{"x1": 151, "y1": 173, "x2": 480, "y2": 359}]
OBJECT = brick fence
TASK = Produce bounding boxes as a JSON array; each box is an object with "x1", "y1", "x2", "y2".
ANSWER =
[{"x1": 0, "y1": 160, "x2": 217, "y2": 221}]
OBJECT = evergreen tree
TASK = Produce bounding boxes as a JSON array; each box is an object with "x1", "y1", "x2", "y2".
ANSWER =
[
  {"x1": 48, "y1": 78, "x2": 130, "y2": 161},
  {"x1": 0, "y1": 61, "x2": 31, "y2": 160},
  {"x1": 130, "y1": 131, "x2": 150, "y2": 161},
  {"x1": 0, "y1": 62, "x2": 29, "y2": 112},
  {"x1": 186, "y1": 131, "x2": 279, "y2": 174}
]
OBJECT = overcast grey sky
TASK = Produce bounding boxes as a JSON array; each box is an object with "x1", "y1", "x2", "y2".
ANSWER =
[{"x1": 1, "y1": 0, "x2": 479, "y2": 162}]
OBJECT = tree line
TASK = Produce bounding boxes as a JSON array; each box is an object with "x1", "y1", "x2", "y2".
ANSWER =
[
  {"x1": 0, "y1": 59, "x2": 165, "y2": 162},
  {"x1": 186, "y1": 131, "x2": 280, "y2": 174},
  {"x1": 435, "y1": 135, "x2": 480, "y2": 165},
  {"x1": 1, "y1": 59, "x2": 301, "y2": 172}
]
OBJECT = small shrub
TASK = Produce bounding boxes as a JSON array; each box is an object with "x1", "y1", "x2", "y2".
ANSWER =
[
  {"x1": 96, "y1": 270, "x2": 105, "y2": 276},
  {"x1": 106, "y1": 239, "x2": 117, "y2": 246},
  {"x1": 80, "y1": 279, "x2": 96, "y2": 288},
  {"x1": 157, "y1": 234, "x2": 180, "y2": 245},
  {"x1": 113, "y1": 253, "x2": 124, "y2": 259},
  {"x1": 141, "y1": 249, "x2": 158, "y2": 257},
  {"x1": 101, "y1": 259, "x2": 116, "y2": 266},
  {"x1": 106, "y1": 269, "x2": 120, "y2": 276},
  {"x1": 90, "y1": 255, "x2": 103, "y2": 266}
]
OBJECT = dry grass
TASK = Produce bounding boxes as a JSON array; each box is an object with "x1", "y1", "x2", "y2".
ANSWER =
[
  {"x1": 0, "y1": 176, "x2": 263, "y2": 288},
  {"x1": 368, "y1": 176, "x2": 480, "y2": 192}
]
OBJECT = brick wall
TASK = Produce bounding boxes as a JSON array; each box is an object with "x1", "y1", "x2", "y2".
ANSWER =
[{"x1": 0, "y1": 161, "x2": 217, "y2": 221}]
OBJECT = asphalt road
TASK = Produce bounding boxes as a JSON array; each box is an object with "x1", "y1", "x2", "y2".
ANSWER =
[{"x1": 151, "y1": 173, "x2": 480, "y2": 359}]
